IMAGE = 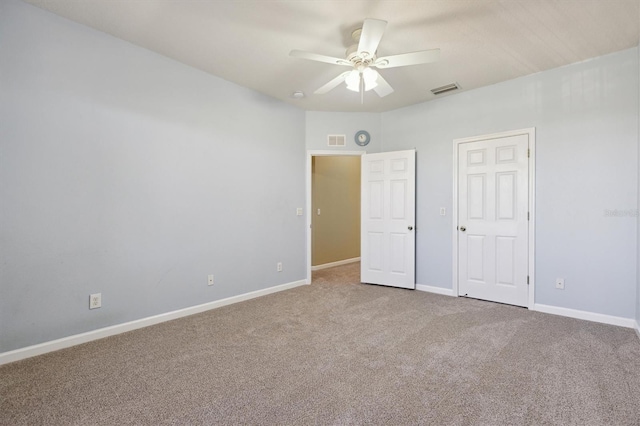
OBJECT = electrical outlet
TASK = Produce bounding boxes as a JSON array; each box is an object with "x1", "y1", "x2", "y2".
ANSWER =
[
  {"x1": 296, "y1": 208, "x2": 303, "y2": 216},
  {"x1": 277, "y1": 262, "x2": 283, "y2": 272},
  {"x1": 555, "y1": 278, "x2": 565, "y2": 290},
  {"x1": 440, "y1": 207, "x2": 446, "y2": 216},
  {"x1": 208, "y1": 274, "x2": 214, "y2": 286},
  {"x1": 89, "y1": 293, "x2": 102, "y2": 309}
]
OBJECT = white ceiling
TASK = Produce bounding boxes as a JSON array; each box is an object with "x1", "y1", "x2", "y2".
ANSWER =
[{"x1": 24, "y1": 0, "x2": 640, "y2": 113}]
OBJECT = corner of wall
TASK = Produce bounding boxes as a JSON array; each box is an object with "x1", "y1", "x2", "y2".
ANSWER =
[{"x1": 637, "y1": 44, "x2": 640, "y2": 326}]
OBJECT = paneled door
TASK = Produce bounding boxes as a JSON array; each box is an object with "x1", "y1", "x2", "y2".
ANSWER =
[
  {"x1": 361, "y1": 150, "x2": 415, "y2": 289},
  {"x1": 458, "y1": 135, "x2": 529, "y2": 306}
]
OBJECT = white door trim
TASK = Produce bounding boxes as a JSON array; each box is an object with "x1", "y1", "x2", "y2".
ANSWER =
[
  {"x1": 452, "y1": 128, "x2": 536, "y2": 309},
  {"x1": 306, "y1": 150, "x2": 365, "y2": 284}
]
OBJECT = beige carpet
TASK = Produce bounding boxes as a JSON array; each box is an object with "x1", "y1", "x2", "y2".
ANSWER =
[{"x1": 2, "y1": 262, "x2": 640, "y2": 425}]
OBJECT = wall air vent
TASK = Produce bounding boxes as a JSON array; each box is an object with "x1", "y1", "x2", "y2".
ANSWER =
[
  {"x1": 431, "y1": 83, "x2": 460, "y2": 95},
  {"x1": 327, "y1": 134, "x2": 346, "y2": 147}
]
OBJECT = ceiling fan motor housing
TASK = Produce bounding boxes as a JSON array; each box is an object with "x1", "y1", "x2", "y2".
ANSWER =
[{"x1": 346, "y1": 44, "x2": 376, "y2": 67}]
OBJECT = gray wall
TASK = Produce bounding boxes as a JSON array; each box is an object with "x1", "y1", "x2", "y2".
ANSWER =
[
  {"x1": 306, "y1": 112, "x2": 382, "y2": 153},
  {"x1": 2, "y1": 0, "x2": 638, "y2": 356},
  {"x1": 0, "y1": 0, "x2": 306, "y2": 352},
  {"x1": 382, "y1": 48, "x2": 639, "y2": 319}
]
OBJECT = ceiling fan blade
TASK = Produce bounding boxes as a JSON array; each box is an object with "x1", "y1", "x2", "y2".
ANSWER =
[
  {"x1": 290, "y1": 50, "x2": 351, "y2": 66},
  {"x1": 374, "y1": 49, "x2": 440, "y2": 68},
  {"x1": 357, "y1": 19, "x2": 387, "y2": 58},
  {"x1": 314, "y1": 71, "x2": 350, "y2": 94},
  {"x1": 373, "y1": 73, "x2": 394, "y2": 98}
]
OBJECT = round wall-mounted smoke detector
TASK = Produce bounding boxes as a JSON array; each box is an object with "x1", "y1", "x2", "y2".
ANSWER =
[{"x1": 291, "y1": 91, "x2": 305, "y2": 99}]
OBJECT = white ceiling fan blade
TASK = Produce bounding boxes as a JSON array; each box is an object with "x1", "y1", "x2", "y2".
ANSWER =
[
  {"x1": 314, "y1": 71, "x2": 350, "y2": 94},
  {"x1": 373, "y1": 73, "x2": 394, "y2": 98},
  {"x1": 357, "y1": 19, "x2": 387, "y2": 58},
  {"x1": 290, "y1": 50, "x2": 351, "y2": 66},
  {"x1": 374, "y1": 49, "x2": 440, "y2": 68}
]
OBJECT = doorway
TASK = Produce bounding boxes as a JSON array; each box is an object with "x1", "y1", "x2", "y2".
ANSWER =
[
  {"x1": 453, "y1": 128, "x2": 536, "y2": 308},
  {"x1": 306, "y1": 151, "x2": 364, "y2": 283},
  {"x1": 311, "y1": 155, "x2": 361, "y2": 269}
]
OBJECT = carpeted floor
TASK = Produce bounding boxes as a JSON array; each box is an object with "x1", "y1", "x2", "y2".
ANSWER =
[{"x1": 2, "y1": 262, "x2": 640, "y2": 425}]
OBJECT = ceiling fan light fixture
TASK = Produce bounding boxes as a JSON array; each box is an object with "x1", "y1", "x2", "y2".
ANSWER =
[
  {"x1": 363, "y1": 67, "x2": 378, "y2": 86},
  {"x1": 345, "y1": 70, "x2": 360, "y2": 92},
  {"x1": 346, "y1": 68, "x2": 379, "y2": 92}
]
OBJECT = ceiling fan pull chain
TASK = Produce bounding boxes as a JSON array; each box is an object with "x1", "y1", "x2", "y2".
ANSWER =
[{"x1": 360, "y1": 73, "x2": 364, "y2": 104}]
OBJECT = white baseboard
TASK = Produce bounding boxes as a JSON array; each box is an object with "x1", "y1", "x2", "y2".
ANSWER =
[
  {"x1": 311, "y1": 257, "x2": 360, "y2": 271},
  {"x1": 533, "y1": 304, "x2": 636, "y2": 329},
  {"x1": 0, "y1": 279, "x2": 307, "y2": 366},
  {"x1": 416, "y1": 284, "x2": 455, "y2": 297}
]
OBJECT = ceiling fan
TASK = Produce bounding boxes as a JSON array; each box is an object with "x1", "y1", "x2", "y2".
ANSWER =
[{"x1": 290, "y1": 19, "x2": 440, "y2": 103}]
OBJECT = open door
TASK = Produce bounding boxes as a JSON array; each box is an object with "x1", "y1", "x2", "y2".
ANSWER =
[{"x1": 361, "y1": 150, "x2": 416, "y2": 289}]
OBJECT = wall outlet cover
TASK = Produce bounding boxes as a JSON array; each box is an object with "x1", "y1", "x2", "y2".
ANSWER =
[{"x1": 89, "y1": 293, "x2": 102, "y2": 309}]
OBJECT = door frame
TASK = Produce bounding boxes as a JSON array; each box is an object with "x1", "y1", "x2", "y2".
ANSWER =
[
  {"x1": 452, "y1": 128, "x2": 536, "y2": 309},
  {"x1": 306, "y1": 150, "x2": 365, "y2": 284}
]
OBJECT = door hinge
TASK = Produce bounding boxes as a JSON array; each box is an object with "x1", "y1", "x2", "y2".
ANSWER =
[
  {"x1": 527, "y1": 149, "x2": 530, "y2": 158},
  {"x1": 527, "y1": 212, "x2": 530, "y2": 221},
  {"x1": 527, "y1": 276, "x2": 530, "y2": 285}
]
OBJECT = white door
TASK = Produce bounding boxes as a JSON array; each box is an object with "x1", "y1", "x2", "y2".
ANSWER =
[
  {"x1": 361, "y1": 150, "x2": 415, "y2": 289},
  {"x1": 458, "y1": 135, "x2": 529, "y2": 306}
]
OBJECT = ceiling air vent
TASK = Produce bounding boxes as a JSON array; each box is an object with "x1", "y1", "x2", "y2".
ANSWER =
[
  {"x1": 431, "y1": 83, "x2": 460, "y2": 95},
  {"x1": 327, "y1": 134, "x2": 346, "y2": 147}
]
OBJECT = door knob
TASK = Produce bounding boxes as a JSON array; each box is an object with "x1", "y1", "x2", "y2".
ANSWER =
[
  {"x1": 408, "y1": 226, "x2": 413, "y2": 230},
  {"x1": 460, "y1": 226, "x2": 466, "y2": 232}
]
